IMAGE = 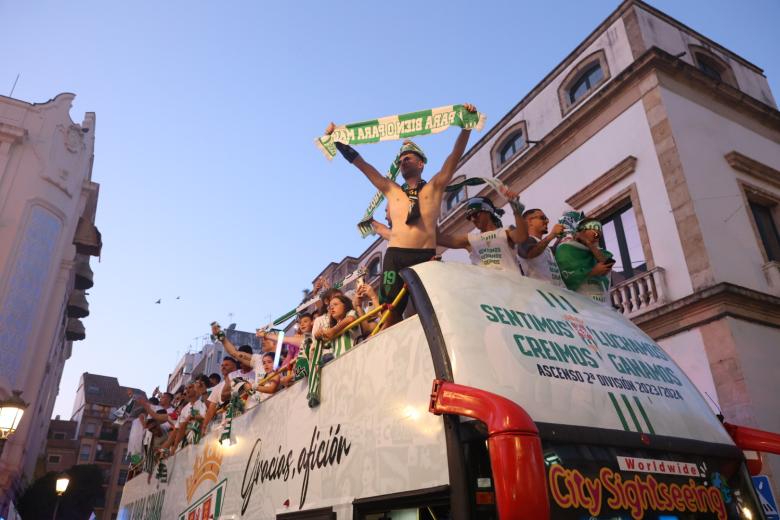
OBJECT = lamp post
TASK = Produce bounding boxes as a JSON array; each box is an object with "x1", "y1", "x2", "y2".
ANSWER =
[
  {"x1": 52, "y1": 474, "x2": 69, "y2": 520},
  {"x1": 0, "y1": 390, "x2": 27, "y2": 456}
]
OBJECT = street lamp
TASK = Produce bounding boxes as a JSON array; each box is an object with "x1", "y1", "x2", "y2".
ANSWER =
[
  {"x1": 0, "y1": 390, "x2": 27, "y2": 455},
  {"x1": 55, "y1": 476, "x2": 69, "y2": 496},
  {"x1": 53, "y1": 474, "x2": 69, "y2": 519}
]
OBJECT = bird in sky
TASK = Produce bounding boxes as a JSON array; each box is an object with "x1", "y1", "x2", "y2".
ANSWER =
[{"x1": 155, "y1": 299, "x2": 161, "y2": 304}]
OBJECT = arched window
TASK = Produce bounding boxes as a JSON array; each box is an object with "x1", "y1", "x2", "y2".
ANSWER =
[
  {"x1": 696, "y1": 53, "x2": 723, "y2": 81},
  {"x1": 689, "y1": 45, "x2": 737, "y2": 88},
  {"x1": 368, "y1": 257, "x2": 381, "y2": 278},
  {"x1": 568, "y1": 63, "x2": 604, "y2": 104},
  {"x1": 558, "y1": 50, "x2": 610, "y2": 116},
  {"x1": 499, "y1": 131, "x2": 526, "y2": 165},
  {"x1": 446, "y1": 188, "x2": 465, "y2": 211}
]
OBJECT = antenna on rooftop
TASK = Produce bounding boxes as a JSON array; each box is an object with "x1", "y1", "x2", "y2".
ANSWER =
[
  {"x1": 704, "y1": 392, "x2": 724, "y2": 422},
  {"x1": 9, "y1": 73, "x2": 20, "y2": 97}
]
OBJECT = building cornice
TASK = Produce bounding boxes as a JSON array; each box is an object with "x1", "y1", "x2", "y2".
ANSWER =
[
  {"x1": 439, "y1": 47, "x2": 780, "y2": 239},
  {"x1": 633, "y1": 282, "x2": 780, "y2": 340},
  {"x1": 0, "y1": 122, "x2": 26, "y2": 143},
  {"x1": 566, "y1": 156, "x2": 637, "y2": 209},
  {"x1": 724, "y1": 151, "x2": 780, "y2": 190},
  {"x1": 630, "y1": 0, "x2": 764, "y2": 75},
  {"x1": 456, "y1": 0, "x2": 766, "y2": 172}
]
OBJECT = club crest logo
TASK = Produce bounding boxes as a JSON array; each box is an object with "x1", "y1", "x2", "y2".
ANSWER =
[{"x1": 186, "y1": 443, "x2": 223, "y2": 501}]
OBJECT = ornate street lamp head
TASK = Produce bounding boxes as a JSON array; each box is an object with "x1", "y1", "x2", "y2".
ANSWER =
[
  {"x1": 0, "y1": 390, "x2": 27, "y2": 439},
  {"x1": 56, "y1": 474, "x2": 70, "y2": 496}
]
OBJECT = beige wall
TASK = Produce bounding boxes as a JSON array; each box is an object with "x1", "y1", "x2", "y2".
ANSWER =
[
  {"x1": 633, "y1": 4, "x2": 775, "y2": 107},
  {"x1": 0, "y1": 93, "x2": 98, "y2": 502},
  {"x1": 660, "y1": 81, "x2": 780, "y2": 292}
]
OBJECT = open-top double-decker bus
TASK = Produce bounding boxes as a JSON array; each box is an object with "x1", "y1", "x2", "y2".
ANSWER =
[{"x1": 118, "y1": 261, "x2": 777, "y2": 520}]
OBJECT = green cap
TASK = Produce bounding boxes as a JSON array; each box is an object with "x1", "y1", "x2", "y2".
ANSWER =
[
  {"x1": 399, "y1": 140, "x2": 427, "y2": 163},
  {"x1": 577, "y1": 219, "x2": 603, "y2": 232}
]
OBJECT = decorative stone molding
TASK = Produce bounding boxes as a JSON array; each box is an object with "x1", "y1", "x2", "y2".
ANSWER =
[
  {"x1": 0, "y1": 122, "x2": 26, "y2": 144},
  {"x1": 762, "y1": 261, "x2": 780, "y2": 296},
  {"x1": 43, "y1": 169, "x2": 73, "y2": 198},
  {"x1": 65, "y1": 125, "x2": 84, "y2": 153},
  {"x1": 565, "y1": 156, "x2": 637, "y2": 209},
  {"x1": 610, "y1": 266, "x2": 667, "y2": 318},
  {"x1": 490, "y1": 120, "x2": 529, "y2": 176},
  {"x1": 632, "y1": 282, "x2": 780, "y2": 341},
  {"x1": 736, "y1": 179, "x2": 780, "y2": 264},
  {"x1": 578, "y1": 183, "x2": 655, "y2": 270},
  {"x1": 558, "y1": 49, "x2": 611, "y2": 116},
  {"x1": 688, "y1": 44, "x2": 738, "y2": 89},
  {"x1": 725, "y1": 151, "x2": 780, "y2": 190}
]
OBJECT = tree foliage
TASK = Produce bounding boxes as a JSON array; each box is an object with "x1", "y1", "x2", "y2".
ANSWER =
[{"x1": 16, "y1": 464, "x2": 103, "y2": 520}]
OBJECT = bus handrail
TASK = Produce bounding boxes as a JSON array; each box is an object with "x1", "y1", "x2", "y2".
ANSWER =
[
  {"x1": 428, "y1": 379, "x2": 550, "y2": 520},
  {"x1": 724, "y1": 422, "x2": 780, "y2": 455}
]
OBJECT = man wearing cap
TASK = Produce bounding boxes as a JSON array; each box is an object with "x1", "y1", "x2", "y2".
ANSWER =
[
  {"x1": 555, "y1": 218, "x2": 615, "y2": 306},
  {"x1": 326, "y1": 103, "x2": 477, "y2": 326},
  {"x1": 437, "y1": 195, "x2": 528, "y2": 273}
]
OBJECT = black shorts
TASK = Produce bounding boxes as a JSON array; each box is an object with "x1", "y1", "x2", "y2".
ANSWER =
[{"x1": 380, "y1": 247, "x2": 436, "y2": 311}]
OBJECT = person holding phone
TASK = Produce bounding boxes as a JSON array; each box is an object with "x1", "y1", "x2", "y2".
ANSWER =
[{"x1": 555, "y1": 218, "x2": 615, "y2": 307}]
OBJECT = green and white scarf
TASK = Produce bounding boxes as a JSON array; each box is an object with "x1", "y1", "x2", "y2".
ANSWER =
[
  {"x1": 315, "y1": 104, "x2": 486, "y2": 160},
  {"x1": 184, "y1": 407, "x2": 202, "y2": 446},
  {"x1": 155, "y1": 460, "x2": 168, "y2": 483}
]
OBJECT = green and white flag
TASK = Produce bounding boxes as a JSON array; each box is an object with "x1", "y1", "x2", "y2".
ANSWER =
[
  {"x1": 316, "y1": 104, "x2": 486, "y2": 160},
  {"x1": 307, "y1": 339, "x2": 323, "y2": 408}
]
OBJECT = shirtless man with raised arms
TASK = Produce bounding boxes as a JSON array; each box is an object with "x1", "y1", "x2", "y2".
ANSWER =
[{"x1": 326, "y1": 103, "x2": 477, "y2": 326}]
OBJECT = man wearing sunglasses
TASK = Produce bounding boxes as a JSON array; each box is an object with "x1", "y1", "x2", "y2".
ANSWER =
[
  {"x1": 555, "y1": 219, "x2": 615, "y2": 306},
  {"x1": 437, "y1": 195, "x2": 527, "y2": 274},
  {"x1": 518, "y1": 209, "x2": 565, "y2": 287}
]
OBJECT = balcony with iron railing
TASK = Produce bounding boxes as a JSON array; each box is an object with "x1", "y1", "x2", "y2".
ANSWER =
[{"x1": 610, "y1": 267, "x2": 668, "y2": 318}]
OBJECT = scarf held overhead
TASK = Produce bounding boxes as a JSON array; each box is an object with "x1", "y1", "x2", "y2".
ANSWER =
[{"x1": 315, "y1": 104, "x2": 486, "y2": 160}]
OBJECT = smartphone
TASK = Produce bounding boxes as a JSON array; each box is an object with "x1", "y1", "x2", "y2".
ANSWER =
[{"x1": 603, "y1": 258, "x2": 616, "y2": 266}]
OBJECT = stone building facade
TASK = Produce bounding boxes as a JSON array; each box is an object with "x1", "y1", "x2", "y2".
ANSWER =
[
  {"x1": 0, "y1": 92, "x2": 101, "y2": 511},
  {"x1": 331, "y1": 0, "x2": 780, "y2": 491},
  {"x1": 69, "y1": 372, "x2": 145, "y2": 520}
]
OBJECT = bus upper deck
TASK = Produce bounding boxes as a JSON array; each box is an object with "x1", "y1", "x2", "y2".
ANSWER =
[{"x1": 118, "y1": 261, "x2": 777, "y2": 520}]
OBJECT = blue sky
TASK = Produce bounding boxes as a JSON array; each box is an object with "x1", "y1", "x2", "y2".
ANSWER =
[{"x1": 1, "y1": 0, "x2": 778, "y2": 419}]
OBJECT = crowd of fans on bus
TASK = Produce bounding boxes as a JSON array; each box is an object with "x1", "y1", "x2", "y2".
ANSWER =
[
  {"x1": 114, "y1": 109, "x2": 625, "y2": 481},
  {"x1": 122, "y1": 197, "x2": 614, "y2": 482}
]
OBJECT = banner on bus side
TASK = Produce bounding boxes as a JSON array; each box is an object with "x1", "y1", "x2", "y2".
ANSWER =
[{"x1": 411, "y1": 261, "x2": 735, "y2": 446}]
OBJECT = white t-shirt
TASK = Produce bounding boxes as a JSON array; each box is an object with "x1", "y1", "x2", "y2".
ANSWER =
[
  {"x1": 228, "y1": 366, "x2": 258, "y2": 385},
  {"x1": 207, "y1": 382, "x2": 226, "y2": 405},
  {"x1": 467, "y1": 230, "x2": 522, "y2": 274},
  {"x1": 224, "y1": 365, "x2": 259, "y2": 400},
  {"x1": 157, "y1": 406, "x2": 175, "y2": 432},
  {"x1": 312, "y1": 314, "x2": 330, "y2": 342},
  {"x1": 518, "y1": 236, "x2": 564, "y2": 287},
  {"x1": 323, "y1": 310, "x2": 361, "y2": 357},
  {"x1": 177, "y1": 400, "x2": 206, "y2": 428}
]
